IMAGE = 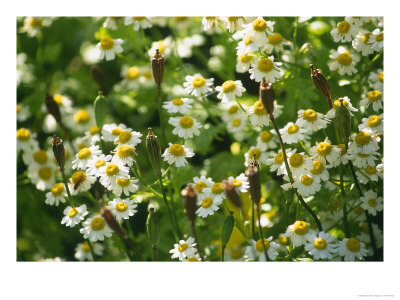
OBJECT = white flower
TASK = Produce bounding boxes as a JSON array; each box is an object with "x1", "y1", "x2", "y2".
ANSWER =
[
  {"x1": 356, "y1": 164, "x2": 383, "y2": 184},
  {"x1": 28, "y1": 164, "x2": 56, "y2": 191},
  {"x1": 202, "y1": 17, "x2": 219, "y2": 31},
  {"x1": 22, "y1": 17, "x2": 51, "y2": 37},
  {"x1": 292, "y1": 174, "x2": 321, "y2": 196},
  {"x1": 195, "y1": 190, "x2": 223, "y2": 218},
  {"x1": 114, "y1": 128, "x2": 143, "y2": 149},
  {"x1": 120, "y1": 65, "x2": 141, "y2": 89},
  {"x1": 80, "y1": 215, "x2": 113, "y2": 242},
  {"x1": 369, "y1": 28, "x2": 383, "y2": 52},
  {"x1": 266, "y1": 149, "x2": 291, "y2": 176},
  {"x1": 227, "y1": 115, "x2": 247, "y2": 135},
  {"x1": 22, "y1": 147, "x2": 50, "y2": 170},
  {"x1": 249, "y1": 56, "x2": 282, "y2": 83},
  {"x1": 99, "y1": 158, "x2": 130, "y2": 190},
  {"x1": 96, "y1": 37, "x2": 123, "y2": 61},
  {"x1": 17, "y1": 103, "x2": 31, "y2": 122},
  {"x1": 86, "y1": 154, "x2": 112, "y2": 177},
  {"x1": 101, "y1": 123, "x2": 128, "y2": 142},
  {"x1": 309, "y1": 138, "x2": 342, "y2": 167},
  {"x1": 256, "y1": 130, "x2": 278, "y2": 151},
  {"x1": 244, "y1": 147, "x2": 269, "y2": 167},
  {"x1": 358, "y1": 114, "x2": 383, "y2": 134},
  {"x1": 244, "y1": 237, "x2": 280, "y2": 261},
  {"x1": 124, "y1": 17, "x2": 152, "y2": 30},
  {"x1": 307, "y1": 160, "x2": 330, "y2": 182},
  {"x1": 326, "y1": 97, "x2": 358, "y2": 119},
  {"x1": 163, "y1": 97, "x2": 193, "y2": 114},
  {"x1": 168, "y1": 116, "x2": 202, "y2": 139},
  {"x1": 183, "y1": 254, "x2": 202, "y2": 262},
  {"x1": 17, "y1": 128, "x2": 37, "y2": 152},
  {"x1": 360, "y1": 90, "x2": 383, "y2": 111},
  {"x1": 111, "y1": 176, "x2": 139, "y2": 197},
  {"x1": 69, "y1": 170, "x2": 97, "y2": 195},
  {"x1": 235, "y1": 17, "x2": 274, "y2": 48},
  {"x1": 169, "y1": 237, "x2": 197, "y2": 261},
  {"x1": 368, "y1": 69, "x2": 383, "y2": 91},
  {"x1": 352, "y1": 30, "x2": 375, "y2": 56},
  {"x1": 330, "y1": 19, "x2": 359, "y2": 43},
  {"x1": 103, "y1": 17, "x2": 122, "y2": 29},
  {"x1": 337, "y1": 237, "x2": 368, "y2": 261},
  {"x1": 346, "y1": 17, "x2": 370, "y2": 27},
  {"x1": 221, "y1": 17, "x2": 246, "y2": 33},
  {"x1": 113, "y1": 144, "x2": 136, "y2": 167},
  {"x1": 304, "y1": 231, "x2": 337, "y2": 260},
  {"x1": 247, "y1": 100, "x2": 270, "y2": 127},
  {"x1": 296, "y1": 109, "x2": 330, "y2": 132},
  {"x1": 72, "y1": 145, "x2": 102, "y2": 170},
  {"x1": 67, "y1": 107, "x2": 95, "y2": 133},
  {"x1": 263, "y1": 32, "x2": 285, "y2": 53},
  {"x1": 360, "y1": 190, "x2": 383, "y2": 216},
  {"x1": 202, "y1": 182, "x2": 227, "y2": 203},
  {"x1": 286, "y1": 151, "x2": 313, "y2": 179},
  {"x1": 347, "y1": 131, "x2": 380, "y2": 155},
  {"x1": 221, "y1": 102, "x2": 245, "y2": 122},
  {"x1": 183, "y1": 73, "x2": 214, "y2": 97},
  {"x1": 224, "y1": 244, "x2": 245, "y2": 261},
  {"x1": 74, "y1": 241, "x2": 104, "y2": 261},
  {"x1": 108, "y1": 198, "x2": 138, "y2": 221},
  {"x1": 162, "y1": 143, "x2": 194, "y2": 167},
  {"x1": 348, "y1": 151, "x2": 379, "y2": 168},
  {"x1": 192, "y1": 176, "x2": 214, "y2": 197},
  {"x1": 61, "y1": 205, "x2": 88, "y2": 228},
  {"x1": 227, "y1": 173, "x2": 249, "y2": 194},
  {"x1": 148, "y1": 36, "x2": 173, "y2": 57},
  {"x1": 216, "y1": 80, "x2": 246, "y2": 103},
  {"x1": 45, "y1": 183, "x2": 67, "y2": 206},
  {"x1": 236, "y1": 54, "x2": 255, "y2": 73},
  {"x1": 328, "y1": 46, "x2": 360, "y2": 76},
  {"x1": 285, "y1": 221, "x2": 316, "y2": 247},
  {"x1": 83, "y1": 125, "x2": 101, "y2": 144},
  {"x1": 280, "y1": 122, "x2": 309, "y2": 145},
  {"x1": 236, "y1": 35, "x2": 260, "y2": 55}
]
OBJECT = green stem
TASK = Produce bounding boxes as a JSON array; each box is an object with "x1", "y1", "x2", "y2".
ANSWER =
[
  {"x1": 339, "y1": 168, "x2": 350, "y2": 238},
  {"x1": 157, "y1": 90, "x2": 167, "y2": 148},
  {"x1": 61, "y1": 171, "x2": 75, "y2": 208},
  {"x1": 130, "y1": 165, "x2": 163, "y2": 199},
  {"x1": 298, "y1": 139, "x2": 310, "y2": 156},
  {"x1": 218, "y1": 23, "x2": 238, "y2": 43}
]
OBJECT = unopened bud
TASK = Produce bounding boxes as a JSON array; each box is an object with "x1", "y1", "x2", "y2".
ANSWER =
[
  {"x1": 103, "y1": 208, "x2": 126, "y2": 238},
  {"x1": 146, "y1": 205, "x2": 160, "y2": 248},
  {"x1": 335, "y1": 98, "x2": 351, "y2": 145},
  {"x1": 45, "y1": 93, "x2": 62, "y2": 124},
  {"x1": 182, "y1": 185, "x2": 197, "y2": 223},
  {"x1": 151, "y1": 49, "x2": 165, "y2": 94},
  {"x1": 51, "y1": 135, "x2": 65, "y2": 172},
  {"x1": 309, "y1": 64, "x2": 332, "y2": 108},
  {"x1": 224, "y1": 181, "x2": 242, "y2": 208},
  {"x1": 146, "y1": 127, "x2": 162, "y2": 176},
  {"x1": 260, "y1": 78, "x2": 274, "y2": 116},
  {"x1": 245, "y1": 157, "x2": 261, "y2": 205},
  {"x1": 94, "y1": 91, "x2": 107, "y2": 130}
]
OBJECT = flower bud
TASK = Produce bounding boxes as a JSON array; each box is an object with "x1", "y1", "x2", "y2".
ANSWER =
[
  {"x1": 146, "y1": 127, "x2": 162, "y2": 176},
  {"x1": 309, "y1": 64, "x2": 332, "y2": 108},
  {"x1": 146, "y1": 204, "x2": 160, "y2": 248},
  {"x1": 245, "y1": 157, "x2": 261, "y2": 205},
  {"x1": 224, "y1": 181, "x2": 242, "y2": 208},
  {"x1": 45, "y1": 93, "x2": 62, "y2": 124},
  {"x1": 151, "y1": 49, "x2": 165, "y2": 95},
  {"x1": 182, "y1": 185, "x2": 197, "y2": 224},
  {"x1": 51, "y1": 135, "x2": 65, "y2": 172},
  {"x1": 335, "y1": 98, "x2": 351, "y2": 145},
  {"x1": 94, "y1": 91, "x2": 107, "y2": 131},
  {"x1": 260, "y1": 78, "x2": 274, "y2": 116}
]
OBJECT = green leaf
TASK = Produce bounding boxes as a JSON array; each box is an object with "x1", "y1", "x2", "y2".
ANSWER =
[
  {"x1": 94, "y1": 93, "x2": 107, "y2": 130},
  {"x1": 221, "y1": 214, "x2": 234, "y2": 247}
]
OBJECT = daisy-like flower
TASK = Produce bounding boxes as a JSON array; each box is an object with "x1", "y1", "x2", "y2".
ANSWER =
[
  {"x1": 280, "y1": 122, "x2": 309, "y2": 145},
  {"x1": 286, "y1": 151, "x2": 313, "y2": 179},
  {"x1": 148, "y1": 36, "x2": 174, "y2": 58},
  {"x1": 227, "y1": 173, "x2": 249, "y2": 194},
  {"x1": 74, "y1": 241, "x2": 104, "y2": 261},
  {"x1": 17, "y1": 103, "x2": 31, "y2": 122},
  {"x1": 202, "y1": 17, "x2": 219, "y2": 32},
  {"x1": 221, "y1": 17, "x2": 246, "y2": 33},
  {"x1": 215, "y1": 80, "x2": 246, "y2": 103},
  {"x1": 309, "y1": 138, "x2": 342, "y2": 167},
  {"x1": 292, "y1": 174, "x2": 321, "y2": 196},
  {"x1": 69, "y1": 170, "x2": 97, "y2": 195},
  {"x1": 120, "y1": 65, "x2": 141, "y2": 89},
  {"x1": 256, "y1": 130, "x2": 278, "y2": 151},
  {"x1": 347, "y1": 130, "x2": 380, "y2": 155},
  {"x1": 221, "y1": 102, "x2": 245, "y2": 122},
  {"x1": 52, "y1": 93, "x2": 73, "y2": 113},
  {"x1": 163, "y1": 97, "x2": 193, "y2": 114},
  {"x1": 202, "y1": 182, "x2": 227, "y2": 203},
  {"x1": 244, "y1": 237, "x2": 280, "y2": 261},
  {"x1": 247, "y1": 100, "x2": 270, "y2": 127},
  {"x1": 296, "y1": 109, "x2": 330, "y2": 132},
  {"x1": 192, "y1": 176, "x2": 214, "y2": 197},
  {"x1": 376, "y1": 158, "x2": 384, "y2": 174},
  {"x1": 124, "y1": 17, "x2": 152, "y2": 30},
  {"x1": 266, "y1": 148, "x2": 291, "y2": 176},
  {"x1": 224, "y1": 244, "x2": 245, "y2": 261},
  {"x1": 236, "y1": 54, "x2": 255, "y2": 73},
  {"x1": 244, "y1": 146, "x2": 269, "y2": 167},
  {"x1": 101, "y1": 123, "x2": 128, "y2": 142},
  {"x1": 111, "y1": 176, "x2": 139, "y2": 197},
  {"x1": 96, "y1": 36, "x2": 123, "y2": 61},
  {"x1": 22, "y1": 17, "x2": 51, "y2": 38},
  {"x1": 235, "y1": 17, "x2": 274, "y2": 48},
  {"x1": 183, "y1": 254, "x2": 202, "y2": 262},
  {"x1": 358, "y1": 114, "x2": 383, "y2": 134},
  {"x1": 169, "y1": 237, "x2": 197, "y2": 261},
  {"x1": 249, "y1": 56, "x2": 282, "y2": 83},
  {"x1": 346, "y1": 17, "x2": 371, "y2": 27},
  {"x1": 80, "y1": 215, "x2": 113, "y2": 242},
  {"x1": 348, "y1": 151, "x2": 379, "y2": 169},
  {"x1": 326, "y1": 97, "x2": 358, "y2": 119},
  {"x1": 263, "y1": 32, "x2": 285, "y2": 53},
  {"x1": 337, "y1": 237, "x2": 368, "y2": 261},
  {"x1": 99, "y1": 158, "x2": 130, "y2": 190},
  {"x1": 330, "y1": 19, "x2": 359, "y2": 43},
  {"x1": 108, "y1": 198, "x2": 137, "y2": 221},
  {"x1": 227, "y1": 115, "x2": 247, "y2": 135},
  {"x1": 28, "y1": 164, "x2": 56, "y2": 191},
  {"x1": 86, "y1": 154, "x2": 112, "y2": 177},
  {"x1": 328, "y1": 46, "x2": 360, "y2": 76},
  {"x1": 162, "y1": 143, "x2": 194, "y2": 167},
  {"x1": 183, "y1": 74, "x2": 214, "y2": 97},
  {"x1": 72, "y1": 145, "x2": 102, "y2": 170},
  {"x1": 69, "y1": 107, "x2": 95, "y2": 133},
  {"x1": 307, "y1": 160, "x2": 330, "y2": 182},
  {"x1": 356, "y1": 164, "x2": 383, "y2": 183},
  {"x1": 61, "y1": 204, "x2": 88, "y2": 228},
  {"x1": 360, "y1": 90, "x2": 383, "y2": 111},
  {"x1": 45, "y1": 183, "x2": 67, "y2": 206},
  {"x1": 352, "y1": 30, "x2": 375, "y2": 56},
  {"x1": 196, "y1": 190, "x2": 223, "y2": 218},
  {"x1": 360, "y1": 190, "x2": 383, "y2": 216},
  {"x1": 168, "y1": 116, "x2": 202, "y2": 139},
  {"x1": 113, "y1": 144, "x2": 136, "y2": 167},
  {"x1": 369, "y1": 69, "x2": 383, "y2": 91},
  {"x1": 17, "y1": 128, "x2": 37, "y2": 151},
  {"x1": 114, "y1": 129, "x2": 142, "y2": 149},
  {"x1": 22, "y1": 147, "x2": 50, "y2": 170},
  {"x1": 285, "y1": 221, "x2": 316, "y2": 247},
  {"x1": 236, "y1": 35, "x2": 260, "y2": 55},
  {"x1": 369, "y1": 28, "x2": 384, "y2": 52},
  {"x1": 305, "y1": 231, "x2": 337, "y2": 260},
  {"x1": 83, "y1": 125, "x2": 101, "y2": 145},
  {"x1": 103, "y1": 17, "x2": 122, "y2": 29}
]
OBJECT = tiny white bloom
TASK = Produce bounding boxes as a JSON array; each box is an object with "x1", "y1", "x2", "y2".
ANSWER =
[
  {"x1": 337, "y1": 237, "x2": 368, "y2": 261},
  {"x1": 286, "y1": 151, "x2": 313, "y2": 179},
  {"x1": 202, "y1": 182, "x2": 227, "y2": 203},
  {"x1": 326, "y1": 97, "x2": 358, "y2": 119},
  {"x1": 74, "y1": 241, "x2": 104, "y2": 261},
  {"x1": 356, "y1": 164, "x2": 383, "y2": 183},
  {"x1": 101, "y1": 123, "x2": 128, "y2": 142},
  {"x1": 183, "y1": 73, "x2": 214, "y2": 97},
  {"x1": 17, "y1": 128, "x2": 37, "y2": 152},
  {"x1": 61, "y1": 205, "x2": 88, "y2": 228},
  {"x1": 216, "y1": 80, "x2": 246, "y2": 103},
  {"x1": 360, "y1": 90, "x2": 383, "y2": 111},
  {"x1": 114, "y1": 128, "x2": 142, "y2": 149},
  {"x1": 113, "y1": 144, "x2": 136, "y2": 167},
  {"x1": 266, "y1": 148, "x2": 292, "y2": 176},
  {"x1": 263, "y1": 32, "x2": 285, "y2": 53},
  {"x1": 168, "y1": 116, "x2": 202, "y2": 139},
  {"x1": 192, "y1": 176, "x2": 214, "y2": 197},
  {"x1": 347, "y1": 151, "x2": 379, "y2": 168},
  {"x1": 221, "y1": 17, "x2": 246, "y2": 33},
  {"x1": 330, "y1": 19, "x2": 358, "y2": 43},
  {"x1": 256, "y1": 130, "x2": 278, "y2": 151},
  {"x1": 69, "y1": 170, "x2": 97, "y2": 195},
  {"x1": 169, "y1": 237, "x2": 197, "y2": 261},
  {"x1": 358, "y1": 114, "x2": 383, "y2": 134},
  {"x1": 369, "y1": 28, "x2": 383, "y2": 52},
  {"x1": 99, "y1": 158, "x2": 130, "y2": 190},
  {"x1": 124, "y1": 17, "x2": 152, "y2": 30},
  {"x1": 45, "y1": 183, "x2": 67, "y2": 206},
  {"x1": 162, "y1": 143, "x2": 194, "y2": 167},
  {"x1": 307, "y1": 160, "x2": 330, "y2": 182},
  {"x1": 111, "y1": 176, "x2": 139, "y2": 197},
  {"x1": 227, "y1": 173, "x2": 250, "y2": 194},
  {"x1": 108, "y1": 198, "x2": 138, "y2": 221},
  {"x1": 236, "y1": 54, "x2": 255, "y2": 73},
  {"x1": 247, "y1": 100, "x2": 270, "y2": 127},
  {"x1": 244, "y1": 237, "x2": 280, "y2": 261},
  {"x1": 163, "y1": 97, "x2": 193, "y2": 114},
  {"x1": 360, "y1": 190, "x2": 383, "y2": 216},
  {"x1": 235, "y1": 17, "x2": 274, "y2": 48},
  {"x1": 368, "y1": 69, "x2": 383, "y2": 91},
  {"x1": 196, "y1": 190, "x2": 223, "y2": 218},
  {"x1": 280, "y1": 122, "x2": 309, "y2": 145},
  {"x1": 244, "y1": 146, "x2": 269, "y2": 167},
  {"x1": 86, "y1": 154, "x2": 112, "y2": 177},
  {"x1": 80, "y1": 215, "x2": 113, "y2": 242},
  {"x1": 285, "y1": 221, "x2": 316, "y2": 247},
  {"x1": 328, "y1": 46, "x2": 360, "y2": 76},
  {"x1": 17, "y1": 103, "x2": 31, "y2": 122},
  {"x1": 96, "y1": 37, "x2": 124, "y2": 61},
  {"x1": 148, "y1": 36, "x2": 173, "y2": 57},
  {"x1": 293, "y1": 174, "x2": 321, "y2": 196},
  {"x1": 202, "y1": 17, "x2": 219, "y2": 32},
  {"x1": 352, "y1": 30, "x2": 375, "y2": 56},
  {"x1": 296, "y1": 109, "x2": 330, "y2": 132},
  {"x1": 304, "y1": 231, "x2": 337, "y2": 260},
  {"x1": 72, "y1": 145, "x2": 102, "y2": 170},
  {"x1": 347, "y1": 130, "x2": 380, "y2": 155},
  {"x1": 309, "y1": 138, "x2": 342, "y2": 167},
  {"x1": 249, "y1": 56, "x2": 282, "y2": 83}
]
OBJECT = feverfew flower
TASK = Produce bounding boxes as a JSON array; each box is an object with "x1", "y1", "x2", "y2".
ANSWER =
[
  {"x1": 369, "y1": 28, "x2": 384, "y2": 52},
  {"x1": 124, "y1": 17, "x2": 152, "y2": 30},
  {"x1": 356, "y1": 164, "x2": 383, "y2": 183},
  {"x1": 202, "y1": 17, "x2": 219, "y2": 32},
  {"x1": 96, "y1": 37, "x2": 123, "y2": 61},
  {"x1": 347, "y1": 131, "x2": 380, "y2": 155},
  {"x1": 292, "y1": 174, "x2": 321, "y2": 196},
  {"x1": 192, "y1": 176, "x2": 214, "y2": 197},
  {"x1": 285, "y1": 221, "x2": 316, "y2": 247},
  {"x1": 108, "y1": 198, "x2": 138, "y2": 221},
  {"x1": 346, "y1": 17, "x2": 370, "y2": 27},
  {"x1": 69, "y1": 107, "x2": 95, "y2": 133},
  {"x1": 74, "y1": 241, "x2": 104, "y2": 261},
  {"x1": 168, "y1": 116, "x2": 202, "y2": 139},
  {"x1": 236, "y1": 54, "x2": 255, "y2": 73},
  {"x1": 196, "y1": 190, "x2": 223, "y2": 218},
  {"x1": 245, "y1": 237, "x2": 280, "y2": 261},
  {"x1": 348, "y1": 151, "x2": 379, "y2": 169},
  {"x1": 256, "y1": 130, "x2": 278, "y2": 151},
  {"x1": 114, "y1": 129, "x2": 143, "y2": 149},
  {"x1": 99, "y1": 159, "x2": 130, "y2": 190},
  {"x1": 280, "y1": 122, "x2": 308, "y2": 145},
  {"x1": 163, "y1": 97, "x2": 193, "y2": 114},
  {"x1": 304, "y1": 231, "x2": 337, "y2": 260},
  {"x1": 247, "y1": 100, "x2": 269, "y2": 127},
  {"x1": 360, "y1": 90, "x2": 383, "y2": 111},
  {"x1": 170, "y1": 237, "x2": 197, "y2": 261},
  {"x1": 358, "y1": 114, "x2": 383, "y2": 134},
  {"x1": 309, "y1": 138, "x2": 342, "y2": 167},
  {"x1": 296, "y1": 109, "x2": 330, "y2": 132},
  {"x1": 69, "y1": 170, "x2": 97, "y2": 195},
  {"x1": 227, "y1": 173, "x2": 249, "y2": 194},
  {"x1": 244, "y1": 147, "x2": 269, "y2": 166},
  {"x1": 86, "y1": 154, "x2": 112, "y2": 177},
  {"x1": 227, "y1": 115, "x2": 246, "y2": 135},
  {"x1": 162, "y1": 143, "x2": 194, "y2": 167},
  {"x1": 352, "y1": 30, "x2": 375, "y2": 56},
  {"x1": 17, "y1": 103, "x2": 31, "y2": 122},
  {"x1": 236, "y1": 35, "x2": 260, "y2": 55},
  {"x1": 183, "y1": 73, "x2": 214, "y2": 97},
  {"x1": 61, "y1": 205, "x2": 88, "y2": 228},
  {"x1": 148, "y1": 36, "x2": 173, "y2": 57},
  {"x1": 120, "y1": 65, "x2": 141, "y2": 89},
  {"x1": 369, "y1": 69, "x2": 383, "y2": 91},
  {"x1": 287, "y1": 151, "x2": 313, "y2": 179},
  {"x1": 222, "y1": 17, "x2": 246, "y2": 33},
  {"x1": 22, "y1": 17, "x2": 51, "y2": 37},
  {"x1": 103, "y1": 17, "x2": 122, "y2": 29},
  {"x1": 202, "y1": 182, "x2": 226, "y2": 203},
  {"x1": 330, "y1": 19, "x2": 358, "y2": 43},
  {"x1": 263, "y1": 32, "x2": 285, "y2": 53},
  {"x1": 326, "y1": 97, "x2": 358, "y2": 119},
  {"x1": 83, "y1": 125, "x2": 101, "y2": 144},
  {"x1": 215, "y1": 80, "x2": 246, "y2": 103},
  {"x1": 72, "y1": 145, "x2": 102, "y2": 170},
  {"x1": 111, "y1": 176, "x2": 139, "y2": 197},
  {"x1": 328, "y1": 46, "x2": 360, "y2": 76},
  {"x1": 360, "y1": 190, "x2": 383, "y2": 216},
  {"x1": 266, "y1": 149, "x2": 290, "y2": 176},
  {"x1": 308, "y1": 160, "x2": 330, "y2": 182},
  {"x1": 80, "y1": 215, "x2": 113, "y2": 242},
  {"x1": 17, "y1": 128, "x2": 37, "y2": 151},
  {"x1": 29, "y1": 165, "x2": 56, "y2": 191},
  {"x1": 235, "y1": 17, "x2": 274, "y2": 48},
  {"x1": 113, "y1": 144, "x2": 136, "y2": 167},
  {"x1": 337, "y1": 237, "x2": 368, "y2": 261},
  {"x1": 45, "y1": 183, "x2": 67, "y2": 206},
  {"x1": 101, "y1": 123, "x2": 128, "y2": 142},
  {"x1": 249, "y1": 56, "x2": 282, "y2": 83}
]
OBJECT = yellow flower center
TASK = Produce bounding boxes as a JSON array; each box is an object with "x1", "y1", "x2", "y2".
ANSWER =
[
  {"x1": 368, "y1": 198, "x2": 377, "y2": 207},
  {"x1": 95, "y1": 159, "x2": 106, "y2": 168},
  {"x1": 222, "y1": 80, "x2": 237, "y2": 93},
  {"x1": 310, "y1": 161, "x2": 324, "y2": 175},
  {"x1": 192, "y1": 76, "x2": 206, "y2": 88},
  {"x1": 303, "y1": 109, "x2": 317, "y2": 122},
  {"x1": 314, "y1": 238, "x2": 327, "y2": 250},
  {"x1": 187, "y1": 257, "x2": 199, "y2": 262},
  {"x1": 100, "y1": 37, "x2": 115, "y2": 50},
  {"x1": 74, "y1": 109, "x2": 90, "y2": 123},
  {"x1": 127, "y1": 66, "x2": 140, "y2": 79},
  {"x1": 287, "y1": 124, "x2": 299, "y2": 134},
  {"x1": 301, "y1": 175, "x2": 313, "y2": 186},
  {"x1": 249, "y1": 148, "x2": 261, "y2": 160},
  {"x1": 178, "y1": 243, "x2": 188, "y2": 252},
  {"x1": 337, "y1": 144, "x2": 346, "y2": 155},
  {"x1": 116, "y1": 177, "x2": 130, "y2": 187},
  {"x1": 228, "y1": 105, "x2": 239, "y2": 114},
  {"x1": 253, "y1": 19, "x2": 267, "y2": 32},
  {"x1": 17, "y1": 104, "x2": 21, "y2": 113},
  {"x1": 337, "y1": 21, "x2": 351, "y2": 34},
  {"x1": 78, "y1": 148, "x2": 91, "y2": 159},
  {"x1": 239, "y1": 54, "x2": 252, "y2": 63},
  {"x1": 378, "y1": 72, "x2": 384, "y2": 83},
  {"x1": 367, "y1": 90, "x2": 382, "y2": 102},
  {"x1": 172, "y1": 98, "x2": 184, "y2": 106},
  {"x1": 293, "y1": 221, "x2": 309, "y2": 235},
  {"x1": 260, "y1": 130, "x2": 273, "y2": 142},
  {"x1": 118, "y1": 131, "x2": 132, "y2": 143},
  {"x1": 274, "y1": 152, "x2": 284, "y2": 164},
  {"x1": 169, "y1": 144, "x2": 185, "y2": 157},
  {"x1": 353, "y1": 205, "x2": 364, "y2": 214},
  {"x1": 257, "y1": 58, "x2": 274, "y2": 73},
  {"x1": 268, "y1": 32, "x2": 282, "y2": 44},
  {"x1": 228, "y1": 17, "x2": 240, "y2": 21},
  {"x1": 346, "y1": 238, "x2": 361, "y2": 252},
  {"x1": 244, "y1": 35, "x2": 253, "y2": 45},
  {"x1": 89, "y1": 125, "x2": 99, "y2": 135},
  {"x1": 39, "y1": 167, "x2": 52, "y2": 180},
  {"x1": 156, "y1": 40, "x2": 167, "y2": 53},
  {"x1": 53, "y1": 94, "x2": 63, "y2": 105},
  {"x1": 133, "y1": 17, "x2": 146, "y2": 21},
  {"x1": 68, "y1": 208, "x2": 78, "y2": 217},
  {"x1": 355, "y1": 131, "x2": 372, "y2": 145},
  {"x1": 116, "y1": 202, "x2": 128, "y2": 212},
  {"x1": 175, "y1": 17, "x2": 188, "y2": 22},
  {"x1": 232, "y1": 179, "x2": 242, "y2": 187},
  {"x1": 51, "y1": 183, "x2": 65, "y2": 196},
  {"x1": 211, "y1": 182, "x2": 225, "y2": 194},
  {"x1": 278, "y1": 235, "x2": 287, "y2": 245},
  {"x1": 117, "y1": 145, "x2": 133, "y2": 158},
  {"x1": 29, "y1": 17, "x2": 42, "y2": 27},
  {"x1": 81, "y1": 241, "x2": 90, "y2": 252},
  {"x1": 201, "y1": 197, "x2": 213, "y2": 208},
  {"x1": 17, "y1": 128, "x2": 30, "y2": 141},
  {"x1": 333, "y1": 99, "x2": 349, "y2": 109},
  {"x1": 71, "y1": 171, "x2": 86, "y2": 184},
  {"x1": 180, "y1": 116, "x2": 194, "y2": 128},
  {"x1": 361, "y1": 33, "x2": 372, "y2": 44},
  {"x1": 365, "y1": 165, "x2": 377, "y2": 175},
  {"x1": 91, "y1": 217, "x2": 106, "y2": 231},
  {"x1": 106, "y1": 163, "x2": 120, "y2": 176},
  {"x1": 255, "y1": 238, "x2": 270, "y2": 252},
  {"x1": 375, "y1": 33, "x2": 383, "y2": 42},
  {"x1": 194, "y1": 182, "x2": 207, "y2": 193},
  {"x1": 253, "y1": 100, "x2": 266, "y2": 116},
  {"x1": 232, "y1": 119, "x2": 241, "y2": 127},
  {"x1": 112, "y1": 127, "x2": 123, "y2": 136},
  {"x1": 317, "y1": 142, "x2": 332, "y2": 156},
  {"x1": 289, "y1": 153, "x2": 304, "y2": 168},
  {"x1": 337, "y1": 51, "x2": 352, "y2": 66},
  {"x1": 357, "y1": 153, "x2": 370, "y2": 158},
  {"x1": 33, "y1": 150, "x2": 48, "y2": 164}
]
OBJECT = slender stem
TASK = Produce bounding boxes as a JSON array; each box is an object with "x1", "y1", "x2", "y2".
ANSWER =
[
  {"x1": 339, "y1": 168, "x2": 350, "y2": 238},
  {"x1": 61, "y1": 171, "x2": 75, "y2": 208},
  {"x1": 190, "y1": 220, "x2": 204, "y2": 261},
  {"x1": 87, "y1": 239, "x2": 96, "y2": 261},
  {"x1": 256, "y1": 205, "x2": 269, "y2": 261},
  {"x1": 222, "y1": 200, "x2": 249, "y2": 242},
  {"x1": 298, "y1": 139, "x2": 310, "y2": 156},
  {"x1": 130, "y1": 165, "x2": 163, "y2": 199},
  {"x1": 157, "y1": 90, "x2": 167, "y2": 148},
  {"x1": 218, "y1": 23, "x2": 238, "y2": 43}
]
